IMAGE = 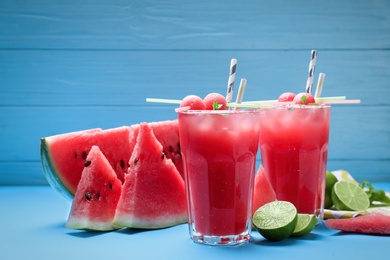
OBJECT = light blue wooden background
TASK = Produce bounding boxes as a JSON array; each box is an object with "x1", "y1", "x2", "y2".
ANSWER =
[{"x1": 1, "y1": 0, "x2": 389, "y2": 185}]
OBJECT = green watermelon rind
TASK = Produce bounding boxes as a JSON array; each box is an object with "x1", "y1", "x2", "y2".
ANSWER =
[
  {"x1": 113, "y1": 214, "x2": 188, "y2": 230},
  {"x1": 66, "y1": 216, "x2": 120, "y2": 231},
  {"x1": 40, "y1": 138, "x2": 74, "y2": 201}
]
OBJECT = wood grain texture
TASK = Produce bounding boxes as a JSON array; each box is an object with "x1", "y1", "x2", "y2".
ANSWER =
[
  {"x1": 0, "y1": 0, "x2": 389, "y2": 185},
  {"x1": 1, "y1": 0, "x2": 390, "y2": 50}
]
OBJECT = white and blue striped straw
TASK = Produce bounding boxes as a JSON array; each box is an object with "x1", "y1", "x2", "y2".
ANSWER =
[
  {"x1": 225, "y1": 58, "x2": 237, "y2": 104},
  {"x1": 306, "y1": 50, "x2": 317, "y2": 94}
]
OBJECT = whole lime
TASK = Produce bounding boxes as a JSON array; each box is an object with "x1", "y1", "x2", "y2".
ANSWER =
[{"x1": 324, "y1": 171, "x2": 338, "y2": 208}]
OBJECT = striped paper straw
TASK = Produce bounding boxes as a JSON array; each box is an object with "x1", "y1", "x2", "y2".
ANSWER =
[
  {"x1": 314, "y1": 73, "x2": 326, "y2": 98},
  {"x1": 225, "y1": 58, "x2": 237, "y2": 103},
  {"x1": 234, "y1": 78, "x2": 247, "y2": 110},
  {"x1": 305, "y1": 50, "x2": 317, "y2": 94}
]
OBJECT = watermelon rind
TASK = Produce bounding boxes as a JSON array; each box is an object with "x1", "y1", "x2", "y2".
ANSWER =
[
  {"x1": 66, "y1": 217, "x2": 119, "y2": 232},
  {"x1": 41, "y1": 141, "x2": 73, "y2": 201},
  {"x1": 40, "y1": 128, "x2": 103, "y2": 201}
]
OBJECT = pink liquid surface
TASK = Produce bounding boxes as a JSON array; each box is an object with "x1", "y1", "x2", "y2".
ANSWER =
[
  {"x1": 178, "y1": 110, "x2": 260, "y2": 237},
  {"x1": 258, "y1": 105, "x2": 331, "y2": 216}
]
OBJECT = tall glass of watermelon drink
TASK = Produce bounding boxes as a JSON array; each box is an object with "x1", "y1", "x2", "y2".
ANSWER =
[
  {"x1": 258, "y1": 104, "x2": 331, "y2": 221},
  {"x1": 178, "y1": 109, "x2": 261, "y2": 246}
]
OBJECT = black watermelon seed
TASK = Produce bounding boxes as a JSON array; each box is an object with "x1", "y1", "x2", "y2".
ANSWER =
[
  {"x1": 134, "y1": 157, "x2": 139, "y2": 165},
  {"x1": 162, "y1": 152, "x2": 165, "y2": 159},
  {"x1": 84, "y1": 193, "x2": 92, "y2": 201},
  {"x1": 108, "y1": 182, "x2": 113, "y2": 189},
  {"x1": 96, "y1": 192, "x2": 101, "y2": 199},
  {"x1": 84, "y1": 160, "x2": 91, "y2": 167},
  {"x1": 82, "y1": 151, "x2": 87, "y2": 160},
  {"x1": 120, "y1": 160, "x2": 125, "y2": 169}
]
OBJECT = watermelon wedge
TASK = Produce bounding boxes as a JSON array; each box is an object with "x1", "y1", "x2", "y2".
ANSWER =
[
  {"x1": 40, "y1": 126, "x2": 133, "y2": 200},
  {"x1": 326, "y1": 211, "x2": 390, "y2": 235},
  {"x1": 130, "y1": 120, "x2": 183, "y2": 179},
  {"x1": 66, "y1": 146, "x2": 122, "y2": 231},
  {"x1": 114, "y1": 123, "x2": 187, "y2": 229},
  {"x1": 40, "y1": 120, "x2": 182, "y2": 201},
  {"x1": 252, "y1": 165, "x2": 277, "y2": 216}
]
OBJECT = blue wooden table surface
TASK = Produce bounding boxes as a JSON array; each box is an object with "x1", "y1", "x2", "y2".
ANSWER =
[{"x1": 0, "y1": 183, "x2": 389, "y2": 260}]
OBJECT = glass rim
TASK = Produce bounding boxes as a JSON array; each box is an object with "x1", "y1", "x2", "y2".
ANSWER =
[
  {"x1": 269, "y1": 103, "x2": 331, "y2": 109},
  {"x1": 176, "y1": 108, "x2": 263, "y2": 115}
]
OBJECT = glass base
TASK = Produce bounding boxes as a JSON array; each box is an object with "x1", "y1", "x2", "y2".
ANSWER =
[{"x1": 188, "y1": 225, "x2": 251, "y2": 246}]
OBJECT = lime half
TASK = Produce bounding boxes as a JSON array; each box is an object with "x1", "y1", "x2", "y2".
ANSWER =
[
  {"x1": 252, "y1": 201, "x2": 298, "y2": 241},
  {"x1": 291, "y1": 214, "x2": 317, "y2": 237},
  {"x1": 331, "y1": 181, "x2": 370, "y2": 211}
]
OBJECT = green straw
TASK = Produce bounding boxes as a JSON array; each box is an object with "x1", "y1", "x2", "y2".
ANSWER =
[
  {"x1": 226, "y1": 103, "x2": 272, "y2": 109},
  {"x1": 146, "y1": 98, "x2": 181, "y2": 104}
]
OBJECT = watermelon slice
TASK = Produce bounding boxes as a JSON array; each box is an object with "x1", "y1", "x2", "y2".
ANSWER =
[
  {"x1": 66, "y1": 146, "x2": 122, "y2": 231},
  {"x1": 114, "y1": 123, "x2": 187, "y2": 229},
  {"x1": 130, "y1": 120, "x2": 183, "y2": 179},
  {"x1": 40, "y1": 120, "x2": 182, "y2": 201},
  {"x1": 326, "y1": 211, "x2": 390, "y2": 235},
  {"x1": 252, "y1": 165, "x2": 277, "y2": 216},
  {"x1": 40, "y1": 126, "x2": 133, "y2": 200}
]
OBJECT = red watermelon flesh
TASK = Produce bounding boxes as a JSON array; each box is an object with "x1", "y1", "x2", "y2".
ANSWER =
[
  {"x1": 114, "y1": 122, "x2": 187, "y2": 229},
  {"x1": 41, "y1": 126, "x2": 132, "y2": 199},
  {"x1": 252, "y1": 165, "x2": 277, "y2": 215},
  {"x1": 66, "y1": 146, "x2": 122, "y2": 231},
  {"x1": 325, "y1": 211, "x2": 390, "y2": 235},
  {"x1": 130, "y1": 120, "x2": 183, "y2": 179}
]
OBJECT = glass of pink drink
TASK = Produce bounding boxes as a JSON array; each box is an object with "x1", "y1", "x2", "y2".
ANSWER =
[
  {"x1": 178, "y1": 109, "x2": 261, "y2": 246},
  {"x1": 258, "y1": 104, "x2": 331, "y2": 221}
]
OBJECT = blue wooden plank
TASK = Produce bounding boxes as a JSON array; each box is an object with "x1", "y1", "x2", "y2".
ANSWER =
[
  {"x1": 1, "y1": 0, "x2": 389, "y2": 186},
  {"x1": 0, "y1": 105, "x2": 389, "y2": 185},
  {"x1": 1, "y1": 160, "x2": 389, "y2": 186},
  {"x1": 0, "y1": 0, "x2": 389, "y2": 50},
  {"x1": 1, "y1": 50, "x2": 389, "y2": 106}
]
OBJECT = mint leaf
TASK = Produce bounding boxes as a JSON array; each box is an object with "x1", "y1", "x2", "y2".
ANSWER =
[
  {"x1": 361, "y1": 181, "x2": 390, "y2": 205},
  {"x1": 301, "y1": 95, "x2": 307, "y2": 104},
  {"x1": 212, "y1": 101, "x2": 221, "y2": 110}
]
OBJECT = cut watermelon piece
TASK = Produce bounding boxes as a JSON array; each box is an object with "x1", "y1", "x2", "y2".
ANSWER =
[
  {"x1": 130, "y1": 120, "x2": 183, "y2": 179},
  {"x1": 40, "y1": 120, "x2": 182, "y2": 201},
  {"x1": 40, "y1": 126, "x2": 132, "y2": 200},
  {"x1": 326, "y1": 211, "x2": 390, "y2": 235},
  {"x1": 66, "y1": 146, "x2": 122, "y2": 231},
  {"x1": 114, "y1": 123, "x2": 187, "y2": 229},
  {"x1": 252, "y1": 165, "x2": 277, "y2": 215}
]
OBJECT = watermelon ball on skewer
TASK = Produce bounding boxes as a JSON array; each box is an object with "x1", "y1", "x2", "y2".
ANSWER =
[
  {"x1": 203, "y1": 92, "x2": 227, "y2": 110},
  {"x1": 278, "y1": 92, "x2": 296, "y2": 102},
  {"x1": 293, "y1": 92, "x2": 316, "y2": 105},
  {"x1": 180, "y1": 95, "x2": 205, "y2": 110}
]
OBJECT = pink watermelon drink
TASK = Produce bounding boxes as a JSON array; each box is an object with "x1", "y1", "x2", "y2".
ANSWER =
[
  {"x1": 178, "y1": 109, "x2": 261, "y2": 245},
  {"x1": 258, "y1": 104, "x2": 331, "y2": 220}
]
